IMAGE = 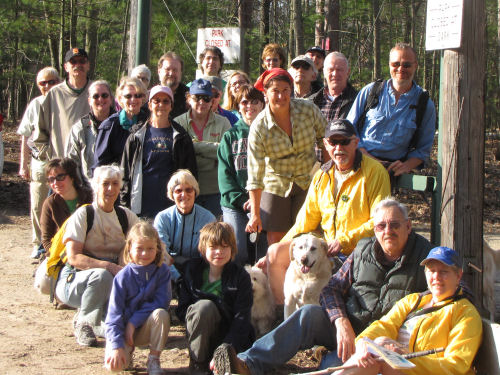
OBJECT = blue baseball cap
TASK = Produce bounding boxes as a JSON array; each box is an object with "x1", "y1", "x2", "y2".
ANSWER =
[
  {"x1": 420, "y1": 246, "x2": 462, "y2": 268},
  {"x1": 189, "y1": 78, "x2": 213, "y2": 96}
]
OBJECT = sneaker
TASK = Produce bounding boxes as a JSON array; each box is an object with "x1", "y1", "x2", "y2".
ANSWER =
[
  {"x1": 74, "y1": 323, "x2": 97, "y2": 347},
  {"x1": 212, "y1": 343, "x2": 251, "y2": 375},
  {"x1": 146, "y1": 354, "x2": 163, "y2": 375}
]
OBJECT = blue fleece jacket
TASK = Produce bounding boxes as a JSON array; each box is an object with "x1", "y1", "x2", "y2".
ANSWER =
[{"x1": 105, "y1": 263, "x2": 171, "y2": 350}]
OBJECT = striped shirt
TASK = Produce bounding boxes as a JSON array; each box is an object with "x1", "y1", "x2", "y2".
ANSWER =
[{"x1": 246, "y1": 99, "x2": 327, "y2": 197}]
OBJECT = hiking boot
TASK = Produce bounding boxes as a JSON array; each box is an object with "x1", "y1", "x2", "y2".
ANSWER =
[
  {"x1": 74, "y1": 323, "x2": 97, "y2": 347},
  {"x1": 212, "y1": 343, "x2": 251, "y2": 375},
  {"x1": 146, "y1": 354, "x2": 163, "y2": 375}
]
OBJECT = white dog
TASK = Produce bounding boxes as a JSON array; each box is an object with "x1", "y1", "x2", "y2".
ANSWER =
[
  {"x1": 283, "y1": 234, "x2": 333, "y2": 319},
  {"x1": 245, "y1": 265, "x2": 275, "y2": 336}
]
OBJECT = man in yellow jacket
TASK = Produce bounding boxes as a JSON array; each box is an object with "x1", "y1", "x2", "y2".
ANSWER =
[{"x1": 262, "y1": 119, "x2": 391, "y2": 304}]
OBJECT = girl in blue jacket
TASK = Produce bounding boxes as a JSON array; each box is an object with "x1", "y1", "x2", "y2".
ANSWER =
[{"x1": 104, "y1": 221, "x2": 172, "y2": 375}]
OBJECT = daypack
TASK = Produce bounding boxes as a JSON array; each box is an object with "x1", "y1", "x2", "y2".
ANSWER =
[
  {"x1": 38, "y1": 204, "x2": 128, "y2": 301},
  {"x1": 354, "y1": 79, "x2": 430, "y2": 157}
]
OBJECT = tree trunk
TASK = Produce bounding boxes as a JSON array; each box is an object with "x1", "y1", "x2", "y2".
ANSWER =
[
  {"x1": 260, "y1": 0, "x2": 271, "y2": 47},
  {"x1": 86, "y1": 2, "x2": 98, "y2": 79},
  {"x1": 288, "y1": 1, "x2": 295, "y2": 62},
  {"x1": 239, "y1": 0, "x2": 253, "y2": 73},
  {"x1": 42, "y1": 0, "x2": 58, "y2": 69},
  {"x1": 326, "y1": 0, "x2": 340, "y2": 51},
  {"x1": 70, "y1": 0, "x2": 78, "y2": 47},
  {"x1": 293, "y1": 0, "x2": 305, "y2": 55},
  {"x1": 59, "y1": 0, "x2": 66, "y2": 74},
  {"x1": 372, "y1": 0, "x2": 381, "y2": 79},
  {"x1": 315, "y1": 0, "x2": 324, "y2": 46},
  {"x1": 127, "y1": 0, "x2": 137, "y2": 74},
  {"x1": 118, "y1": 0, "x2": 130, "y2": 83}
]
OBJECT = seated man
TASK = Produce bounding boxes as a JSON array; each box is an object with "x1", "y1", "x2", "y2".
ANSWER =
[
  {"x1": 262, "y1": 119, "x2": 391, "y2": 304},
  {"x1": 347, "y1": 43, "x2": 436, "y2": 176},
  {"x1": 212, "y1": 198, "x2": 434, "y2": 375},
  {"x1": 289, "y1": 55, "x2": 319, "y2": 99}
]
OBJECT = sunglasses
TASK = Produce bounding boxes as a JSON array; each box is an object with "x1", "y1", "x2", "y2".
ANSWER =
[
  {"x1": 69, "y1": 58, "x2": 88, "y2": 65},
  {"x1": 151, "y1": 98, "x2": 171, "y2": 105},
  {"x1": 123, "y1": 93, "x2": 145, "y2": 99},
  {"x1": 193, "y1": 95, "x2": 212, "y2": 103},
  {"x1": 240, "y1": 99, "x2": 261, "y2": 106},
  {"x1": 326, "y1": 137, "x2": 352, "y2": 146},
  {"x1": 47, "y1": 173, "x2": 67, "y2": 184},
  {"x1": 92, "y1": 93, "x2": 110, "y2": 100},
  {"x1": 293, "y1": 62, "x2": 312, "y2": 70},
  {"x1": 390, "y1": 61, "x2": 414, "y2": 69},
  {"x1": 38, "y1": 80, "x2": 58, "y2": 87},
  {"x1": 374, "y1": 221, "x2": 403, "y2": 232},
  {"x1": 174, "y1": 187, "x2": 194, "y2": 195}
]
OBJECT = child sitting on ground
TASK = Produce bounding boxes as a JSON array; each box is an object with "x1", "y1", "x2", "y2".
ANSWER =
[
  {"x1": 104, "y1": 221, "x2": 172, "y2": 375},
  {"x1": 177, "y1": 221, "x2": 255, "y2": 375}
]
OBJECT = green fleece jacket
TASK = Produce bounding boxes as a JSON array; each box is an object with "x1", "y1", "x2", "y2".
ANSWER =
[
  {"x1": 174, "y1": 110, "x2": 231, "y2": 195},
  {"x1": 217, "y1": 119, "x2": 249, "y2": 211}
]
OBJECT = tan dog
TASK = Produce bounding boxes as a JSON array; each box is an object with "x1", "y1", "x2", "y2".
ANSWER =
[
  {"x1": 245, "y1": 265, "x2": 275, "y2": 336},
  {"x1": 283, "y1": 234, "x2": 333, "y2": 319},
  {"x1": 483, "y1": 240, "x2": 500, "y2": 322}
]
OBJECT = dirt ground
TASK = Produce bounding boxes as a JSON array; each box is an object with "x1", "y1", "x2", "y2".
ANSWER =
[{"x1": 0, "y1": 120, "x2": 498, "y2": 374}]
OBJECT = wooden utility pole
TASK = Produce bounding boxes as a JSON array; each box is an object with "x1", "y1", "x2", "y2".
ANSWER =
[{"x1": 439, "y1": 0, "x2": 486, "y2": 310}]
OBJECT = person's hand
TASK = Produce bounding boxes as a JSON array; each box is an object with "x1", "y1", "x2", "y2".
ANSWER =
[
  {"x1": 374, "y1": 336, "x2": 408, "y2": 354},
  {"x1": 335, "y1": 317, "x2": 356, "y2": 362},
  {"x1": 105, "y1": 348, "x2": 127, "y2": 371},
  {"x1": 106, "y1": 262, "x2": 123, "y2": 276},
  {"x1": 125, "y1": 322, "x2": 135, "y2": 346},
  {"x1": 353, "y1": 342, "x2": 378, "y2": 368},
  {"x1": 387, "y1": 160, "x2": 412, "y2": 176},
  {"x1": 245, "y1": 213, "x2": 262, "y2": 233},
  {"x1": 165, "y1": 252, "x2": 174, "y2": 266},
  {"x1": 243, "y1": 199, "x2": 251, "y2": 211},
  {"x1": 255, "y1": 256, "x2": 268, "y2": 274},
  {"x1": 19, "y1": 166, "x2": 30, "y2": 180},
  {"x1": 327, "y1": 240, "x2": 342, "y2": 257}
]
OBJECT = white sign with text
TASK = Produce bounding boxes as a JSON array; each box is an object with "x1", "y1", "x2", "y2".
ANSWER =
[
  {"x1": 425, "y1": 0, "x2": 463, "y2": 50},
  {"x1": 197, "y1": 28, "x2": 241, "y2": 64}
]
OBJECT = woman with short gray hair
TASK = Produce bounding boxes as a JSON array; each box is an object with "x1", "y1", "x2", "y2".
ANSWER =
[
  {"x1": 154, "y1": 169, "x2": 215, "y2": 280},
  {"x1": 55, "y1": 164, "x2": 139, "y2": 347}
]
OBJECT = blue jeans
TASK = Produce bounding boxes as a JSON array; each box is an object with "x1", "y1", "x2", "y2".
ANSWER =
[
  {"x1": 196, "y1": 193, "x2": 222, "y2": 218},
  {"x1": 238, "y1": 305, "x2": 337, "y2": 375}
]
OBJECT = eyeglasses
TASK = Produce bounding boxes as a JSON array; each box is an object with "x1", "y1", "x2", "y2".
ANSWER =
[
  {"x1": 326, "y1": 137, "x2": 352, "y2": 146},
  {"x1": 390, "y1": 61, "x2": 414, "y2": 69},
  {"x1": 265, "y1": 57, "x2": 279, "y2": 63},
  {"x1": 293, "y1": 62, "x2": 312, "y2": 70},
  {"x1": 174, "y1": 187, "x2": 194, "y2": 195},
  {"x1": 69, "y1": 57, "x2": 88, "y2": 65},
  {"x1": 92, "y1": 93, "x2": 110, "y2": 100},
  {"x1": 374, "y1": 221, "x2": 403, "y2": 232},
  {"x1": 151, "y1": 98, "x2": 171, "y2": 105},
  {"x1": 47, "y1": 173, "x2": 68, "y2": 184},
  {"x1": 193, "y1": 95, "x2": 211, "y2": 103},
  {"x1": 123, "y1": 93, "x2": 145, "y2": 99},
  {"x1": 231, "y1": 80, "x2": 248, "y2": 87},
  {"x1": 240, "y1": 99, "x2": 261, "y2": 106},
  {"x1": 38, "y1": 80, "x2": 58, "y2": 87}
]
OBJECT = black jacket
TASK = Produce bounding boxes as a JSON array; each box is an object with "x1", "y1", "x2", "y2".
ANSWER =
[
  {"x1": 177, "y1": 257, "x2": 255, "y2": 352},
  {"x1": 310, "y1": 82, "x2": 358, "y2": 121}
]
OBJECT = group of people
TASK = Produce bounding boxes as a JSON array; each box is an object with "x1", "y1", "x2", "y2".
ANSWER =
[{"x1": 17, "y1": 41, "x2": 482, "y2": 375}]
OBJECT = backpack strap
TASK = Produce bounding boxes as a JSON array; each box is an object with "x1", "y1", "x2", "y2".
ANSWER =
[
  {"x1": 84, "y1": 205, "x2": 94, "y2": 235},
  {"x1": 114, "y1": 205, "x2": 129, "y2": 235},
  {"x1": 407, "y1": 90, "x2": 430, "y2": 152},
  {"x1": 355, "y1": 79, "x2": 385, "y2": 136}
]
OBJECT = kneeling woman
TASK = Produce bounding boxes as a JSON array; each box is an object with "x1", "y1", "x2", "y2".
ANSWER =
[
  {"x1": 55, "y1": 165, "x2": 139, "y2": 347},
  {"x1": 335, "y1": 247, "x2": 482, "y2": 375}
]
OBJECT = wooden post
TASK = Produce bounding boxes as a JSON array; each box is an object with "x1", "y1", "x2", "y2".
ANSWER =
[
  {"x1": 439, "y1": 0, "x2": 486, "y2": 312},
  {"x1": 127, "y1": 0, "x2": 138, "y2": 75}
]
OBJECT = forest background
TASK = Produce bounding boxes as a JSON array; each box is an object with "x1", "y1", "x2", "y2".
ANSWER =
[{"x1": 0, "y1": 0, "x2": 499, "y2": 129}]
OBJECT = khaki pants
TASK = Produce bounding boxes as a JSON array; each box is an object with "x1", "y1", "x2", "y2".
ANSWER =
[
  {"x1": 30, "y1": 158, "x2": 48, "y2": 247},
  {"x1": 104, "y1": 308, "x2": 170, "y2": 370}
]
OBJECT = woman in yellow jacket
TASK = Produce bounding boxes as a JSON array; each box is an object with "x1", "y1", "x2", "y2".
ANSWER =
[{"x1": 334, "y1": 246, "x2": 482, "y2": 375}]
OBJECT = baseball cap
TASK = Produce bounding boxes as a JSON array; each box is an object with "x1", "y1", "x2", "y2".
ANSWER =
[
  {"x1": 64, "y1": 48, "x2": 89, "y2": 63},
  {"x1": 306, "y1": 46, "x2": 326, "y2": 58},
  {"x1": 189, "y1": 78, "x2": 213, "y2": 96},
  {"x1": 324, "y1": 119, "x2": 356, "y2": 138},
  {"x1": 291, "y1": 55, "x2": 318, "y2": 74},
  {"x1": 149, "y1": 85, "x2": 174, "y2": 102},
  {"x1": 202, "y1": 76, "x2": 224, "y2": 92},
  {"x1": 420, "y1": 247, "x2": 462, "y2": 268}
]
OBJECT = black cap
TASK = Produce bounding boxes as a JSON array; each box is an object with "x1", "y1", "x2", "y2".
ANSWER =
[
  {"x1": 64, "y1": 48, "x2": 89, "y2": 63},
  {"x1": 325, "y1": 119, "x2": 356, "y2": 138},
  {"x1": 306, "y1": 46, "x2": 326, "y2": 58}
]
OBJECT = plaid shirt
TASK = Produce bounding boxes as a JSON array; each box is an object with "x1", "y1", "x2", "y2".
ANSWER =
[
  {"x1": 311, "y1": 83, "x2": 358, "y2": 123},
  {"x1": 246, "y1": 99, "x2": 327, "y2": 197},
  {"x1": 320, "y1": 255, "x2": 354, "y2": 323}
]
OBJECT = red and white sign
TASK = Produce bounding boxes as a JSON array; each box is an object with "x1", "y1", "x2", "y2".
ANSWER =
[{"x1": 197, "y1": 28, "x2": 241, "y2": 64}]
